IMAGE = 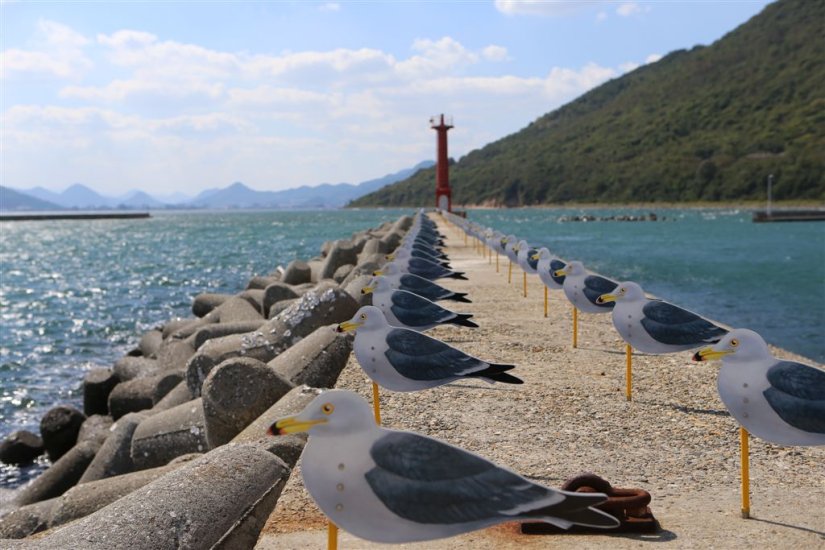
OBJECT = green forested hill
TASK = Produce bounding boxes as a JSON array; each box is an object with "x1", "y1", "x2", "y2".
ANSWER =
[{"x1": 350, "y1": 0, "x2": 824, "y2": 207}]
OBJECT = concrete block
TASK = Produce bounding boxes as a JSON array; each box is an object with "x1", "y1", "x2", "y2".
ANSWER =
[
  {"x1": 15, "y1": 441, "x2": 100, "y2": 506},
  {"x1": 0, "y1": 498, "x2": 56, "y2": 539},
  {"x1": 130, "y1": 399, "x2": 207, "y2": 470},
  {"x1": 212, "y1": 296, "x2": 263, "y2": 323},
  {"x1": 19, "y1": 444, "x2": 291, "y2": 550},
  {"x1": 51, "y1": 462, "x2": 183, "y2": 529},
  {"x1": 343, "y1": 273, "x2": 375, "y2": 307},
  {"x1": 107, "y1": 370, "x2": 183, "y2": 419},
  {"x1": 192, "y1": 292, "x2": 231, "y2": 317},
  {"x1": 333, "y1": 263, "x2": 354, "y2": 283},
  {"x1": 112, "y1": 356, "x2": 159, "y2": 382},
  {"x1": 83, "y1": 368, "x2": 120, "y2": 416},
  {"x1": 189, "y1": 320, "x2": 265, "y2": 350},
  {"x1": 267, "y1": 297, "x2": 299, "y2": 320},
  {"x1": 154, "y1": 339, "x2": 195, "y2": 372},
  {"x1": 0, "y1": 431, "x2": 43, "y2": 465},
  {"x1": 76, "y1": 415, "x2": 113, "y2": 448},
  {"x1": 138, "y1": 330, "x2": 163, "y2": 358},
  {"x1": 246, "y1": 275, "x2": 280, "y2": 290},
  {"x1": 78, "y1": 412, "x2": 147, "y2": 484},
  {"x1": 40, "y1": 405, "x2": 86, "y2": 462},
  {"x1": 185, "y1": 285, "x2": 358, "y2": 396},
  {"x1": 262, "y1": 282, "x2": 299, "y2": 318},
  {"x1": 268, "y1": 325, "x2": 353, "y2": 388},
  {"x1": 319, "y1": 240, "x2": 358, "y2": 280},
  {"x1": 160, "y1": 317, "x2": 194, "y2": 339},
  {"x1": 281, "y1": 259, "x2": 312, "y2": 285},
  {"x1": 150, "y1": 381, "x2": 194, "y2": 414},
  {"x1": 238, "y1": 289, "x2": 265, "y2": 315},
  {"x1": 202, "y1": 358, "x2": 294, "y2": 448}
]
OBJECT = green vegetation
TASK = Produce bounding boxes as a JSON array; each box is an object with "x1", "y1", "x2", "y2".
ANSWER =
[{"x1": 350, "y1": 0, "x2": 824, "y2": 207}]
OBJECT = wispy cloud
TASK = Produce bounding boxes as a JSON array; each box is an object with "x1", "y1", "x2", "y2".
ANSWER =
[
  {"x1": 616, "y1": 2, "x2": 644, "y2": 17},
  {"x1": 318, "y1": 2, "x2": 340, "y2": 12},
  {"x1": 2, "y1": 20, "x2": 92, "y2": 78},
  {"x1": 494, "y1": 0, "x2": 585, "y2": 17}
]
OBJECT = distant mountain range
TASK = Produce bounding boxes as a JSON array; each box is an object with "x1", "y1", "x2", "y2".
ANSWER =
[{"x1": 0, "y1": 161, "x2": 434, "y2": 212}]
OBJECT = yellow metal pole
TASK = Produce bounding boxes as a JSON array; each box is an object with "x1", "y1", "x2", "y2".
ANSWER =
[
  {"x1": 572, "y1": 307, "x2": 578, "y2": 348},
  {"x1": 741, "y1": 427, "x2": 750, "y2": 519},
  {"x1": 328, "y1": 522, "x2": 338, "y2": 550},
  {"x1": 625, "y1": 344, "x2": 633, "y2": 401},
  {"x1": 523, "y1": 271, "x2": 527, "y2": 298},
  {"x1": 496, "y1": 252, "x2": 499, "y2": 272},
  {"x1": 372, "y1": 382, "x2": 382, "y2": 425},
  {"x1": 508, "y1": 261, "x2": 512, "y2": 284},
  {"x1": 544, "y1": 287, "x2": 548, "y2": 318}
]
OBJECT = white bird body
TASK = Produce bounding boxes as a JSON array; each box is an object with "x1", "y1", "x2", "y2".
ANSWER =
[
  {"x1": 516, "y1": 240, "x2": 537, "y2": 275},
  {"x1": 365, "y1": 276, "x2": 476, "y2": 331},
  {"x1": 535, "y1": 248, "x2": 565, "y2": 290},
  {"x1": 273, "y1": 390, "x2": 619, "y2": 543},
  {"x1": 559, "y1": 261, "x2": 617, "y2": 314},
  {"x1": 603, "y1": 282, "x2": 727, "y2": 354},
  {"x1": 704, "y1": 329, "x2": 825, "y2": 446}
]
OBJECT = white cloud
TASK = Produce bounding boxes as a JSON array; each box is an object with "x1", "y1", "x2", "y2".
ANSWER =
[
  {"x1": 395, "y1": 37, "x2": 479, "y2": 79},
  {"x1": 596, "y1": 11, "x2": 608, "y2": 22},
  {"x1": 619, "y1": 61, "x2": 639, "y2": 73},
  {"x1": 318, "y1": 2, "x2": 340, "y2": 12},
  {"x1": 1, "y1": 20, "x2": 92, "y2": 78},
  {"x1": 646, "y1": 53, "x2": 663, "y2": 64},
  {"x1": 616, "y1": 2, "x2": 642, "y2": 17},
  {"x1": 482, "y1": 45, "x2": 509, "y2": 62}
]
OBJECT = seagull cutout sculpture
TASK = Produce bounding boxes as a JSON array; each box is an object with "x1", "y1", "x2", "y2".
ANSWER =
[
  {"x1": 597, "y1": 281, "x2": 728, "y2": 354},
  {"x1": 336, "y1": 306, "x2": 521, "y2": 391},
  {"x1": 389, "y1": 247, "x2": 451, "y2": 268},
  {"x1": 362, "y1": 276, "x2": 478, "y2": 331},
  {"x1": 694, "y1": 328, "x2": 825, "y2": 446},
  {"x1": 383, "y1": 257, "x2": 467, "y2": 281},
  {"x1": 555, "y1": 261, "x2": 617, "y2": 314},
  {"x1": 373, "y1": 265, "x2": 471, "y2": 303},
  {"x1": 533, "y1": 248, "x2": 566, "y2": 290},
  {"x1": 268, "y1": 389, "x2": 620, "y2": 543},
  {"x1": 515, "y1": 240, "x2": 539, "y2": 275}
]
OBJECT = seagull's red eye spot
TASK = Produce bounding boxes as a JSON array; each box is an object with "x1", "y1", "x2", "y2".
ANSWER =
[{"x1": 321, "y1": 403, "x2": 335, "y2": 415}]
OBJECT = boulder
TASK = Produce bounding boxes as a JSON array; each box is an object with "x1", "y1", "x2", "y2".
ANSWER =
[
  {"x1": 154, "y1": 338, "x2": 196, "y2": 372},
  {"x1": 246, "y1": 275, "x2": 280, "y2": 290},
  {"x1": 0, "y1": 430, "x2": 43, "y2": 465},
  {"x1": 150, "y1": 380, "x2": 194, "y2": 413},
  {"x1": 161, "y1": 318, "x2": 194, "y2": 339},
  {"x1": 202, "y1": 358, "x2": 294, "y2": 448},
  {"x1": 40, "y1": 405, "x2": 86, "y2": 462},
  {"x1": 189, "y1": 320, "x2": 266, "y2": 350},
  {"x1": 318, "y1": 241, "x2": 358, "y2": 281},
  {"x1": 333, "y1": 263, "x2": 354, "y2": 283},
  {"x1": 267, "y1": 297, "x2": 300, "y2": 320},
  {"x1": 238, "y1": 289, "x2": 265, "y2": 315},
  {"x1": 0, "y1": 498, "x2": 56, "y2": 539},
  {"x1": 76, "y1": 415, "x2": 113, "y2": 447},
  {"x1": 112, "y1": 356, "x2": 159, "y2": 382}
]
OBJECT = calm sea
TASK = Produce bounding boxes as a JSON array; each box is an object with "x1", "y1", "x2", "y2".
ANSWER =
[{"x1": 1, "y1": 207, "x2": 823, "y2": 488}]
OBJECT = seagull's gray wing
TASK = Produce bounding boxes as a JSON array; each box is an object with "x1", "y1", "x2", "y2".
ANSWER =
[
  {"x1": 582, "y1": 276, "x2": 617, "y2": 307},
  {"x1": 408, "y1": 258, "x2": 449, "y2": 279},
  {"x1": 384, "y1": 329, "x2": 493, "y2": 380},
  {"x1": 526, "y1": 249, "x2": 539, "y2": 270},
  {"x1": 390, "y1": 291, "x2": 457, "y2": 327},
  {"x1": 640, "y1": 300, "x2": 728, "y2": 346},
  {"x1": 764, "y1": 361, "x2": 825, "y2": 434},
  {"x1": 366, "y1": 432, "x2": 613, "y2": 527},
  {"x1": 549, "y1": 259, "x2": 566, "y2": 285}
]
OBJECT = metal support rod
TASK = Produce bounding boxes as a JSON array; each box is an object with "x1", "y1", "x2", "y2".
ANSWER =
[
  {"x1": 508, "y1": 261, "x2": 512, "y2": 284},
  {"x1": 328, "y1": 522, "x2": 338, "y2": 550},
  {"x1": 523, "y1": 271, "x2": 527, "y2": 298},
  {"x1": 496, "y1": 252, "x2": 499, "y2": 273},
  {"x1": 741, "y1": 427, "x2": 750, "y2": 519},
  {"x1": 572, "y1": 307, "x2": 578, "y2": 348},
  {"x1": 626, "y1": 344, "x2": 633, "y2": 401},
  {"x1": 544, "y1": 286, "x2": 548, "y2": 318},
  {"x1": 372, "y1": 382, "x2": 381, "y2": 425}
]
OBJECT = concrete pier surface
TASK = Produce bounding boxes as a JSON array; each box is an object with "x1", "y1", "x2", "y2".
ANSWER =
[{"x1": 255, "y1": 213, "x2": 824, "y2": 549}]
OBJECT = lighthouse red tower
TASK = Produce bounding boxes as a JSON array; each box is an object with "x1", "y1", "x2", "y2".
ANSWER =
[{"x1": 430, "y1": 114, "x2": 453, "y2": 212}]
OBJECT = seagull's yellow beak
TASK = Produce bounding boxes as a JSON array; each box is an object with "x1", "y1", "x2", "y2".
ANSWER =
[
  {"x1": 385, "y1": 253, "x2": 396, "y2": 260},
  {"x1": 554, "y1": 268, "x2": 568, "y2": 277},
  {"x1": 372, "y1": 270, "x2": 384, "y2": 276},
  {"x1": 336, "y1": 319, "x2": 363, "y2": 333},
  {"x1": 361, "y1": 285, "x2": 375, "y2": 295},
  {"x1": 531, "y1": 253, "x2": 540, "y2": 261},
  {"x1": 596, "y1": 293, "x2": 617, "y2": 305},
  {"x1": 692, "y1": 347, "x2": 733, "y2": 362},
  {"x1": 267, "y1": 415, "x2": 326, "y2": 436}
]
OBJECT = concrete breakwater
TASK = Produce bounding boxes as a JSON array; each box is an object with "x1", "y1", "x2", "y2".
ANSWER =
[{"x1": 0, "y1": 213, "x2": 413, "y2": 547}]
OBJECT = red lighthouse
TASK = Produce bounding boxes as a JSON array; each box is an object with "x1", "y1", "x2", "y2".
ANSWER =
[{"x1": 430, "y1": 114, "x2": 453, "y2": 212}]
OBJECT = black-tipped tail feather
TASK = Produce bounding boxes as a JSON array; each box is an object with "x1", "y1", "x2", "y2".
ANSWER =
[
  {"x1": 449, "y1": 314, "x2": 479, "y2": 328},
  {"x1": 469, "y1": 364, "x2": 523, "y2": 384},
  {"x1": 448, "y1": 272, "x2": 468, "y2": 280},
  {"x1": 526, "y1": 492, "x2": 619, "y2": 529},
  {"x1": 448, "y1": 292, "x2": 472, "y2": 303}
]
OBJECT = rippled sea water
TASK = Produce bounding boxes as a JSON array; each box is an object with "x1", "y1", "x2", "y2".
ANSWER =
[
  {"x1": 0, "y1": 209, "x2": 409, "y2": 487},
  {"x1": 1, "y1": 207, "x2": 822, "y2": 489}
]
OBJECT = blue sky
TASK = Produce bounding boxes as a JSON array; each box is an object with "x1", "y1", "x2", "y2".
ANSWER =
[{"x1": 2, "y1": 0, "x2": 772, "y2": 197}]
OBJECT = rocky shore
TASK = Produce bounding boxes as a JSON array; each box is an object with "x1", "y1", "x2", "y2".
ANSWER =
[{"x1": 0, "y1": 214, "x2": 414, "y2": 547}]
